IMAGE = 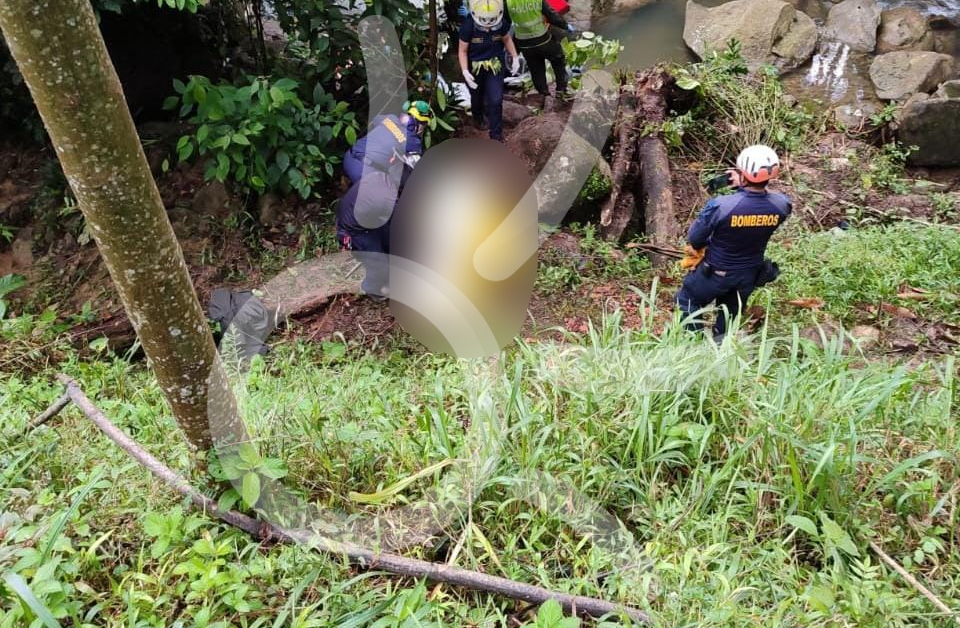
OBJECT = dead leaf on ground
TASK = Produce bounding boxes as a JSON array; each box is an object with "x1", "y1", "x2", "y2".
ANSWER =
[
  {"x1": 787, "y1": 298, "x2": 824, "y2": 309},
  {"x1": 890, "y1": 339, "x2": 919, "y2": 353},
  {"x1": 864, "y1": 302, "x2": 918, "y2": 320},
  {"x1": 897, "y1": 285, "x2": 933, "y2": 300}
]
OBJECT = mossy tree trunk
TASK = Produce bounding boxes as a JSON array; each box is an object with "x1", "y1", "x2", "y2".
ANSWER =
[{"x1": 0, "y1": 0, "x2": 234, "y2": 450}]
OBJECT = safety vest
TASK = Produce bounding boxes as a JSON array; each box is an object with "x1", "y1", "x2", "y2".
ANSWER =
[{"x1": 506, "y1": 0, "x2": 548, "y2": 41}]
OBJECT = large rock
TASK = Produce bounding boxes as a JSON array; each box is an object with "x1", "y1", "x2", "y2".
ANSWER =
[
  {"x1": 935, "y1": 79, "x2": 960, "y2": 99},
  {"x1": 191, "y1": 181, "x2": 234, "y2": 218},
  {"x1": 506, "y1": 112, "x2": 611, "y2": 222},
  {"x1": 869, "y1": 51, "x2": 957, "y2": 100},
  {"x1": 502, "y1": 100, "x2": 534, "y2": 127},
  {"x1": 899, "y1": 93, "x2": 960, "y2": 166},
  {"x1": 824, "y1": 0, "x2": 882, "y2": 53},
  {"x1": 683, "y1": 0, "x2": 818, "y2": 71},
  {"x1": 877, "y1": 7, "x2": 934, "y2": 53}
]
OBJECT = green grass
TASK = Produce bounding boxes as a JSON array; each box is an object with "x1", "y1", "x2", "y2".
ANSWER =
[
  {"x1": 765, "y1": 223, "x2": 960, "y2": 325},
  {"x1": 2, "y1": 301, "x2": 958, "y2": 626}
]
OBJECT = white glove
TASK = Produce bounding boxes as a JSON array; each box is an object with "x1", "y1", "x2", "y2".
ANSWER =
[
  {"x1": 510, "y1": 55, "x2": 520, "y2": 76},
  {"x1": 462, "y1": 68, "x2": 478, "y2": 90}
]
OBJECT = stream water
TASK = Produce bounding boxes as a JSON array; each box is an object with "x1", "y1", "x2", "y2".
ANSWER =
[{"x1": 594, "y1": 0, "x2": 960, "y2": 71}]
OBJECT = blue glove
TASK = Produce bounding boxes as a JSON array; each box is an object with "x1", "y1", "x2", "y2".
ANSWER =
[
  {"x1": 567, "y1": 23, "x2": 576, "y2": 33},
  {"x1": 457, "y1": 2, "x2": 468, "y2": 16}
]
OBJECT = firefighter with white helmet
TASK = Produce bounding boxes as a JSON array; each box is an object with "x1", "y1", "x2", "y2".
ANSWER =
[
  {"x1": 458, "y1": 0, "x2": 520, "y2": 141},
  {"x1": 675, "y1": 144, "x2": 792, "y2": 341}
]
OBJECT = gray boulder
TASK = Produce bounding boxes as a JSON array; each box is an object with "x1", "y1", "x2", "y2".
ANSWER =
[
  {"x1": 824, "y1": 0, "x2": 882, "y2": 53},
  {"x1": 935, "y1": 79, "x2": 960, "y2": 99},
  {"x1": 899, "y1": 95, "x2": 960, "y2": 166},
  {"x1": 870, "y1": 51, "x2": 957, "y2": 100},
  {"x1": 877, "y1": 7, "x2": 934, "y2": 53},
  {"x1": 683, "y1": 0, "x2": 818, "y2": 71}
]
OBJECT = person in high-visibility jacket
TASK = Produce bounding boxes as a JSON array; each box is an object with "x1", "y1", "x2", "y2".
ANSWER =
[
  {"x1": 342, "y1": 101, "x2": 431, "y2": 184},
  {"x1": 504, "y1": 0, "x2": 572, "y2": 104},
  {"x1": 459, "y1": 0, "x2": 520, "y2": 141},
  {"x1": 675, "y1": 145, "x2": 791, "y2": 341}
]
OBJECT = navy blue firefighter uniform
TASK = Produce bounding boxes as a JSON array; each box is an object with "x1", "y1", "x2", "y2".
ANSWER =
[
  {"x1": 459, "y1": 12, "x2": 513, "y2": 141},
  {"x1": 675, "y1": 188, "x2": 791, "y2": 338},
  {"x1": 343, "y1": 113, "x2": 423, "y2": 184},
  {"x1": 337, "y1": 170, "x2": 402, "y2": 298}
]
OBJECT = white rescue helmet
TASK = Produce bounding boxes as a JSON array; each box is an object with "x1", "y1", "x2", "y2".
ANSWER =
[
  {"x1": 469, "y1": 0, "x2": 504, "y2": 30},
  {"x1": 736, "y1": 144, "x2": 781, "y2": 184}
]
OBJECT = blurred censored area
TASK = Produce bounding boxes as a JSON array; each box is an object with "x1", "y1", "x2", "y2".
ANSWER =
[{"x1": 390, "y1": 139, "x2": 538, "y2": 357}]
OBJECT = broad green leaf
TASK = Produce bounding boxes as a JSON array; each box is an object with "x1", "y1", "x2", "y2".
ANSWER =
[
  {"x1": 242, "y1": 472, "x2": 261, "y2": 507},
  {"x1": 805, "y1": 585, "x2": 835, "y2": 614},
  {"x1": 537, "y1": 599, "x2": 563, "y2": 626},
  {"x1": 345, "y1": 126, "x2": 357, "y2": 146},
  {"x1": 819, "y1": 513, "x2": 859, "y2": 557},
  {"x1": 0, "y1": 273, "x2": 26, "y2": 298},
  {"x1": 785, "y1": 515, "x2": 818, "y2": 538}
]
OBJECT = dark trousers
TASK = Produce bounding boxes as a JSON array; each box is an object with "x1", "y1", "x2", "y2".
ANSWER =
[
  {"x1": 338, "y1": 225, "x2": 390, "y2": 296},
  {"x1": 675, "y1": 264, "x2": 759, "y2": 338},
  {"x1": 521, "y1": 36, "x2": 567, "y2": 95},
  {"x1": 469, "y1": 65, "x2": 505, "y2": 141}
]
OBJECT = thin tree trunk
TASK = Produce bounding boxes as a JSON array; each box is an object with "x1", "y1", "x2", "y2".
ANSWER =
[
  {"x1": 428, "y1": 0, "x2": 439, "y2": 100},
  {"x1": 0, "y1": 0, "x2": 238, "y2": 450}
]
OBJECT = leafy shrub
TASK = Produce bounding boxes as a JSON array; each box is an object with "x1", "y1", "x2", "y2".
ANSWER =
[
  {"x1": 272, "y1": 0, "x2": 435, "y2": 101},
  {"x1": 667, "y1": 40, "x2": 823, "y2": 163},
  {"x1": 168, "y1": 75, "x2": 360, "y2": 199},
  {"x1": 561, "y1": 32, "x2": 623, "y2": 89},
  {"x1": 94, "y1": 0, "x2": 204, "y2": 13}
]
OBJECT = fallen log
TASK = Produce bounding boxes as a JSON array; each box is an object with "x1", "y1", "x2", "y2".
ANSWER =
[
  {"x1": 636, "y1": 67, "x2": 678, "y2": 268},
  {"x1": 600, "y1": 81, "x2": 639, "y2": 239},
  {"x1": 52, "y1": 375, "x2": 652, "y2": 624}
]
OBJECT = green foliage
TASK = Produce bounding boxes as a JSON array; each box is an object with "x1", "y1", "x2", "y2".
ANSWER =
[
  {"x1": 272, "y1": 0, "x2": 434, "y2": 100},
  {"x1": 208, "y1": 442, "x2": 288, "y2": 511},
  {"x1": 168, "y1": 75, "x2": 359, "y2": 199},
  {"x1": 93, "y1": 0, "x2": 204, "y2": 13},
  {"x1": 561, "y1": 32, "x2": 622, "y2": 89},
  {"x1": 931, "y1": 192, "x2": 958, "y2": 222},
  {"x1": 421, "y1": 83, "x2": 459, "y2": 149},
  {"x1": 667, "y1": 40, "x2": 822, "y2": 162},
  {"x1": 527, "y1": 599, "x2": 580, "y2": 628},
  {"x1": 768, "y1": 223, "x2": 960, "y2": 323},
  {"x1": 1, "y1": 308, "x2": 958, "y2": 626},
  {"x1": 868, "y1": 102, "x2": 900, "y2": 128},
  {"x1": 0, "y1": 274, "x2": 26, "y2": 320},
  {"x1": 855, "y1": 142, "x2": 915, "y2": 195},
  {"x1": 575, "y1": 167, "x2": 611, "y2": 205}
]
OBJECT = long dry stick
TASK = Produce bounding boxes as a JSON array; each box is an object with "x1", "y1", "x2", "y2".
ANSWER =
[
  {"x1": 869, "y1": 540, "x2": 960, "y2": 625},
  {"x1": 55, "y1": 375, "x2": 650, "y2": 624},
  {"x1": 9, "y1": 392, "x2": 72, "y2": 445}
]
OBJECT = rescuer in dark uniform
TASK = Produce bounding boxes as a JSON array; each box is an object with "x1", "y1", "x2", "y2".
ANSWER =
[
  {"x1": 336, "y1": 152, "x2": 417, "y2": 301},
  {"x1": 343, "y1": 101, "x2": 431, "y2": 185},
  {"x1": 675, "y1": 144, "x2": 791, "y2": 341}
]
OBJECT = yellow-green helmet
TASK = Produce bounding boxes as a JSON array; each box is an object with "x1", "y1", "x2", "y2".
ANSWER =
[
  {"x1": 403, "y1": 100, "x2": 432, "y2": 123},
  {"x1": 469, "y1": 0, "x2": 504, "y2": 30}
]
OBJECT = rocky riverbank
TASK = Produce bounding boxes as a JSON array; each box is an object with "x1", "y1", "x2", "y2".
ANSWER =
[{"x1": 683, "y1": 0, "x2": 960, "y2": 165}]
